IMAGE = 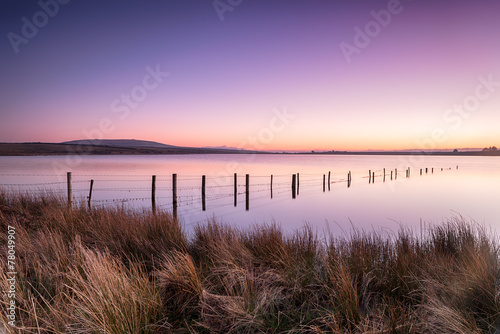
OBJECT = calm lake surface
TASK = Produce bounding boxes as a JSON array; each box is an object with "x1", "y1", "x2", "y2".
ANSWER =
[{"x1": 1, "y1": 154, "x2": 499, "y2": 235}]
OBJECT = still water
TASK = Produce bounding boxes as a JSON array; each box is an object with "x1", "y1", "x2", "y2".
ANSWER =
[{"x1": 0, "y1": 154, "x2": 499, "y2": 235}]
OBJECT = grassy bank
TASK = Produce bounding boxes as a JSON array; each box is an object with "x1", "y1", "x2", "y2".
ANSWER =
[{"x1": 1, "y1": 191, "x2": 499, "y2": 333}]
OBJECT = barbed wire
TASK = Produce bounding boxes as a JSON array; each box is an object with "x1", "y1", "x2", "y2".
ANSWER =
[{"x1": 1, "y1": 167, "x2": 457, "y2": 213}]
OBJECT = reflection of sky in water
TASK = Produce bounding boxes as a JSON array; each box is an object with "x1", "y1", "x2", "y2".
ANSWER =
[{"x1": 0, "y1": 155, "x2": 498, "y2": 235}]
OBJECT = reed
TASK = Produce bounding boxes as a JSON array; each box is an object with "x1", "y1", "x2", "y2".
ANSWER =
[{"x1": 1, "y1": 190, "x2": 499, "y2": 333}]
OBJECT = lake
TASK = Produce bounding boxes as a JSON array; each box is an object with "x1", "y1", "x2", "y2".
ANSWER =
[{"x1": 0, "y1": 154, "x2": 499, "y2": 235}]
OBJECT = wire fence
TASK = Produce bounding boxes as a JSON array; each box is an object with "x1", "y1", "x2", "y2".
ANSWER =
[{"x1": 0, "y1": 166, "x2": 457, "y2": 214}]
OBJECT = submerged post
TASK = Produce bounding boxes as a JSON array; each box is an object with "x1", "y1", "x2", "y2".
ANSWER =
[
  {"x1": 67, "y1": 172, "x2": 73, "y2": 210},
  {"x1": 202, "y1": 175, "x2": 206, "y2": 211},
  {"x1": 347, "y1": 171, "x2": 352, "y2": 188},
  {"x1": 234, "y1": 173, "x2": 237, "y2": 207},
  {"x1": 297, "y1": 173, "x2": 300, "y2": 195},
  {"x1": 151, "y1": 175, "x2": 156, "y2": 214},
  {"x1": 245, "y1": 174, "x2": 249, "y2": 210},
  {"x1": 270, "y1": 174, "x2": 273, "y2": 199},
  {"x1": 395, "y1": 168, "x2": 398, "y2": 179},
  {"x1": 88, "y1": 179, "x2": 94, "y2": 209},
  {"x1": 369, "y1": 170, "x2": 371, "y2": 183},
  {"x1": 291, "y1": 174, "x2": 296, "y2": 199},
  {"x1": 425, "y1": 167, "x2": 428, "y2": 174},
  {"x1": 383, "y1": 168, "x2": 386, "y2": 182},
  {"x1": 328, "y1": 171, "x2": 331, "y2": 191},
  {"x1": 372, "y1": 171, "x2": 375, "y2": 182},
  {"x1": 420, "y1": 169, "x2": 422, "y2": 175},
  {"x1": 391, "y1": 170, "x2": 393, "y2": 180},
  {"x1": 172, "y1": 174, "x2": 177, "y2": 217},
  {"x1": 323, "y1": 174, "x2": 326, "y2": 192}
]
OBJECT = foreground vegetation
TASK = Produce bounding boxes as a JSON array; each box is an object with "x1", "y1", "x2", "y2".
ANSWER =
[{"x1": 1, "y1": 191, "x2": 500, "y2": 333}]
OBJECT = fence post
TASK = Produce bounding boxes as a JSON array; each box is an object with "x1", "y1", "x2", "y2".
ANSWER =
[
  {"x1": 383, "y1": 168, "x2": 386, "y2": 182},
  {"x1": 323, "y1": 174, "x2": 326, "y2": 192},
  {"x1": 297, "y1": 173, "x2": 300, "y2": 195},
  {"x1": 328, "y1": 171, "x2": 331, "y2": 191},
  {"x1": 151, "y1": 175, "x2": 156, "y2": 214},
  {"x1": 172, "y1": 174, "x2": 177, "y2": 218},
  {"x1": 420, "y1": 169, "x2": 422, "y2": 175},
  {"x1": 425, "y1": 167, "x2": 428, "y2": 174},
  {"x1": 234, "y1": 173, "x2": 237, "y2": 207},
  {"x1": 372, "y1": 171, "x2": 375, "y2": 182},
  {"x1": 88, "y1": 179, "x2": 94, "y2": 209},
  {"x1": 347, "y1": 171, "x2": 351, "y2": 188},
  {"x1": 369, "y1": 170, "x2": 371, "y2": 183},
  {"x1": 67, "y1": 172, "x2": 73, "y2": 210},
  {"x1": 391, "y1": 170, "x2": 393, "y2": 180},
  {"x1": 245, "y1": 174, "x2": 249, "y2": 211},
  {"x1": 292, "y1": 174, "x2": 296, "y2": 199},
  {"x1": 270, "y1": 174, "x2": 273, "y2": 199},
  {"x1": 202, "y1": 175, "x2": 206, "y2": 211},
  {"x1": 395, "y1": 168, "x2": 397, "y2": 179}
]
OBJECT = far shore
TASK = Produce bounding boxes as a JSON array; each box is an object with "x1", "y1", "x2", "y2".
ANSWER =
[{"x1": 1, "y1": 142, "x2": 499, "y2": 157}]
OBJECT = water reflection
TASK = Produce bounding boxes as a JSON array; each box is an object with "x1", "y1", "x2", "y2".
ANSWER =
[{"x1": 0, "y1": 154, "x2": 498, "y2": 234}]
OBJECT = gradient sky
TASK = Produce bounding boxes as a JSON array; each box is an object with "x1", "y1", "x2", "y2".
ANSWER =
[{"x1": 1, "y1": 0, "x2": 499, "y2": 151}]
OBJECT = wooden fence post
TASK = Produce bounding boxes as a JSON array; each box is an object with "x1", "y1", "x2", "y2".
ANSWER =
[
  {"x1": 234, "y1": 173, "x2": 237, "y2": 207},
  {"x1": 328, "y1": 171, "x2": 331, "y2": 191},
  {"x1": 270, "y1": 174, "x2": 273, "y2": 199},
  {"x1": 172, "y1": 174, "x2": 177, "y2": 217},
  {"x1": 67, "y1": 172, "x2": 73, "y2": 210},
  {"x1": 88, "y1": 179, "x2": 94, "y2": 209},
  {"x1": 297, "y1": 173, "x2": 300, "y2": 195},
  {"x1": 245, "y1": 174, "x2": 249, "y2": 210},
  {"x1": 202, "y1": 175, "x2": 206, "y2": 211},
  {"x1": 151, "y1": 175, "x2": 156, "y2": 214},
  {"x1": 383, "y1": 168, "x2": 386, "y2": 182},
  {"x1": 323, "y1": 174, "x2": 326, "y2": 192},
  {"x1": 372, "y1": 171, "x2": 375, "y2": 182},
  {"x1": 369, "y1": 170, "x2": 371, "y2": 183},
  {"x1": 395, "y1": 168, "x2": 397, "y2": 179},
  {"x1": 292, "y1": 174, "x2": 296, "y2": 199}
]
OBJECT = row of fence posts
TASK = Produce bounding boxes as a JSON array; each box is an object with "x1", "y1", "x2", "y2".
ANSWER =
[{"x1": 66, "y1": 166, "x2": 452, "y2": 213}]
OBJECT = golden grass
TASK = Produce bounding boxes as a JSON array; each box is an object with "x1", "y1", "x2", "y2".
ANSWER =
[{"x1": 1, "y1": 190, "x2": 499, "y2": 333}]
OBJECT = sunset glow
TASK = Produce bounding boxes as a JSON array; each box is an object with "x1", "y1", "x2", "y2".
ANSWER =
[{"x1": 1, "y1": 0, "x2": 499, "y2": 151}]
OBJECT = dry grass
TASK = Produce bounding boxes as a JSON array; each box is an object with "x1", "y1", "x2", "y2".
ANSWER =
[{"x1": 1, "y1": 190, "x2": 500, "y2": 333}]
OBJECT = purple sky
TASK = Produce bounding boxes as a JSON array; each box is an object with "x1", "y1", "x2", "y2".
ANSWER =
[{"x1": 1, "y1": 0, "x2": 499, "y2": 151}]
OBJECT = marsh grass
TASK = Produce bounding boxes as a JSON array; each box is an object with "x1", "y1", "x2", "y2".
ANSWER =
[{"x1": 1, "y1": 190, "x2": 499, "y2": 333}]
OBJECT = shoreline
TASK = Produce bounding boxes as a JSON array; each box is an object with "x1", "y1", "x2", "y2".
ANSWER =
[{"x1": 1, "y1": 142, "x2": 499, "y2": 157}]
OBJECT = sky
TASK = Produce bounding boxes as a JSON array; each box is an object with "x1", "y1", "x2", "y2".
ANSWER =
[{"x1": 1, "y1": 0, "x2": 499, "y2": 151}]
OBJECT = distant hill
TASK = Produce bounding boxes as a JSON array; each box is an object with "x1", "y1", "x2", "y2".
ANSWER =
[
  {"x1": 62, "y1": 139, "x2": 178, "y2": 149},
  {"x1": 202, "y1": 145, "x2": 243, "y2": 151},
  {"x1": 0, "y1": 140, "x2": 259, "y2": 156}
]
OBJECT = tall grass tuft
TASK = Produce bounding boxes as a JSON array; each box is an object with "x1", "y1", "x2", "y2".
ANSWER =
[{"x1": 1, "y1": 190, "x2": 500, "y2": 333}]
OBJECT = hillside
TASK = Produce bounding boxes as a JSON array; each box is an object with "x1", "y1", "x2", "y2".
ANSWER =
[
  {"x1": 0, "y1": 142, "x2": 252, "y2": 156},
  {"x1": 62, "y1": 139, "x2": 179, "y2": 149}
]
